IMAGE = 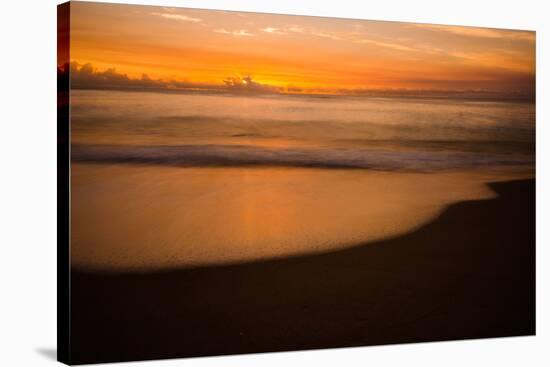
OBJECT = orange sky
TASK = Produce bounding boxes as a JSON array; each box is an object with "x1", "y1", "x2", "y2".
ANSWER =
[{"x1": 68, "y1": 1, "x2": 535, "y2": 95}]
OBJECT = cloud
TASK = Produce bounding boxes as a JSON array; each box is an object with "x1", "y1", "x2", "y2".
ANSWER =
[
  {"x1": 222, "y1": 76, "x2": 280, "y2": 93},
  {"x1": 411, "y1": 24, "x2": 535, "y2": 42},
  {"x1": 151, "y1": 12, "x2": 201, "y2": 23},
  {"x1": 288, "y1": 26, "x2": 304, "y2": 33},
  {"x1": 311, "y1": 31, "x2": 342, "y2": 41},
  {"x1": 355, "y1": 38, "x2": 416, "y2": 52},
  {"x1": 65, "y1": 62, "x2": 280, "y2": 94},
  {"x1": 214, "y1": 28, "x2": 253, "y2": 37},
  {"x1": 62, "y1": 62, "x2": 534, "y2": 100},
  {"x1": 70, "y1": 62, "x2": 167, "y2": 90},
  {"x1": 261, "y1": 27, "x2": 284, "y2": 35}
]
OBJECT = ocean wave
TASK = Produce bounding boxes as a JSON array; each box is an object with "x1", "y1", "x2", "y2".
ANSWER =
[{"x1": 72, "y1": 144, "x2": 534, "y2": 172}]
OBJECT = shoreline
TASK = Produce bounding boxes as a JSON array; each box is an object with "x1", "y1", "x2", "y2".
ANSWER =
[
  {"x1": 71, "y1": 178, "x2": 535, "y2": 364},
  {"x1": 70, "y1": 164, "x2": 531, "y2": 271}
]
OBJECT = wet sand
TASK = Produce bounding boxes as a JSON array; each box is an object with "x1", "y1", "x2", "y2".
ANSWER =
[
  {"x1": 71, "y1": 164, "x2": 530, "y2": 270},
  {"x1": 70, "y1": 178, "x2": 535, "y2": 364}
]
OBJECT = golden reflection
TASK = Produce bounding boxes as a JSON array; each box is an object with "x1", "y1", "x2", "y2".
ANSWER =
[{"x1": 71, "y1": 164, "x2": 531, "y2": 271}]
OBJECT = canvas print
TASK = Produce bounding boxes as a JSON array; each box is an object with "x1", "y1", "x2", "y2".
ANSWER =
[{"x1": 57, "y1": 1, "x2": 535, "y2": 364}]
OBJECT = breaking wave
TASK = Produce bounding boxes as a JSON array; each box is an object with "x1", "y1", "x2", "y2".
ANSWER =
[{"x1": 72, "y1": 144, "x2": 534, "y2": 172}]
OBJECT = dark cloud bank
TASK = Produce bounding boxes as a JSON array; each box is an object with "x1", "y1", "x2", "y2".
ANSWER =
[
  {"x1": 58, "y1": 62, "x2": 535, "y2": 101},
  {"x1": 59, "y1": 62, "x2": 280, "y2": 95}
]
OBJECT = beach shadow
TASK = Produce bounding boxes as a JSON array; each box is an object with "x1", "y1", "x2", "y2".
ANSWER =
[
  {"x1": 68, "y1": 179, "x2": 535, "y2": 365},
  {"x1": 36, "y1": 348, "x2": 56, "y2": 361}
]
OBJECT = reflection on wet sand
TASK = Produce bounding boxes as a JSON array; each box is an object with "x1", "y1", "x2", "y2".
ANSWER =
[{"x1": 71, "y1": 163, "x2": 532, "y2": 271}]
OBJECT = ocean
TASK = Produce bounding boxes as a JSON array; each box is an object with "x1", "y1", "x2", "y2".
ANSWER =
[{"x1": 71, "y1": 90, "x2": 535, "y2": 172}]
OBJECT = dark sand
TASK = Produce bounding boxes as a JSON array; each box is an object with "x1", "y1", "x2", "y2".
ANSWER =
[{"x1": 70, "y1": 179, "x2": 535, "y2": 364}]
